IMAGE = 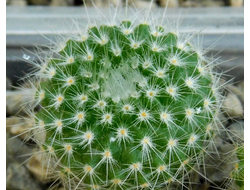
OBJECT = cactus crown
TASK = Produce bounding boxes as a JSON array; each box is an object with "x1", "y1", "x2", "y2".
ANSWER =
[{"x1": 24, "y1": 3, "x2": 222, "y2": 190}]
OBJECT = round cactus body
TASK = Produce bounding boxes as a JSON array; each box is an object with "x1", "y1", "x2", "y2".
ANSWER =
[{"x1": 24, "y1": 8, "x2": 222, "y2": 190}]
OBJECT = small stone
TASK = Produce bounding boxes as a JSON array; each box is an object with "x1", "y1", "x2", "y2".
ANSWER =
[
  {"x1": 7, "y1": 117, "x2": 33, "y2": 140},
  {"x1": 92, "y1": 0, "x2": 106, "y2": 7},
  {"x1": 201, "y1": 0, "x2": 224, "y2": 7},
  {"x1": 195, "y1": 183, "x2": 210, "y2": 190},
  {"x1": 6, "y1": 90, "x2": 31, "y2": 116},
  {"x1": 7, "y1": 117, "x2": 47, "y2": 142},
  {"x1": 56, "y1": 188, "x2": 65, "y2": 190},
  {"x1": 6, "y1": 117, "x2": 21, "y2": 132},
  {"x1": 66, "y1": 0, "x2": 74, "y2": 5},
  {"x1": 237, "y1": 81, "x2": 244, "y2": 103},
  {"x1": 205, "y1": 136, "x2": 237, "y2": 184},
  {"x1": 109, "y1": 0, "x2": 123, "y2": 7},
  {"x1": 237, "y1": 81, "x2": 244, "y2": 91},
  {"x1": 159, "y1": 0, "x2": 179, "y2": 7},
  {"x1": 27, "y1": 0, "x2": 49, "y2": 5},
  {"x1": 227, "y1": 121, "x2": 244, "y2": 144},
  {"x1": 84, "y1": 0, "x2": 122, "y2": 7},
  {"x1": 9, "y1": 0, "x2": 27, "y2": 5},
  {"x1": 6, "y1": 77, "x2": 12, "y2": 90},
  {"x1": 6, "y1": 132, "x2": 33, "y2": 165},
  {"x1": 229, "y1": 0, "x2": 243, "y2": 6},
  {"x1": 180, "y1": 0, "x2": 202, "y2": 7},
  {"x1": 6, "y1": 162, "x2": 43, "y2": 190},
  {"x1": 216, "y1": 112, "x2": 229, "y2": 128},
  {"x1": 223, "y1": 93, "x2": 243, "y2": 118},
  {"x1": 26, "y1": 153, "x2": 53, "y2": 183},
  {"x1": 130, "y1": 0, "x2": 157, "y2": 8},
  {"x1": 50, "y1": 0, "x2": 69, "y2": 6},
  {"x1": 227, "y1": 84, "x2": 244, "y2": 104}
]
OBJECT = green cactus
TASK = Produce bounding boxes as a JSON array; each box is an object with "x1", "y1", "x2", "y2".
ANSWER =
[
  {"x1": 226, "y1": 140, "x2": 244, "y2": 190},
  {"x1": 23, "y1": 4, "x2": 224, "y2": 190},
  {"x1": 232, "y1": 144, "x2": 244, "y2": 190}
]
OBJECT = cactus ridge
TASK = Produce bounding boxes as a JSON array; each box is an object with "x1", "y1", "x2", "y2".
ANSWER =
[{"x1": 22, "y1": 5, "x2": 223, "y2": 190}]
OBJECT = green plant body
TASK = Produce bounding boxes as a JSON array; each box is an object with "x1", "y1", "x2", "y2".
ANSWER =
[
  {"x1": 23, "y1": 6, "x2": 223, "y2": 190},
  {"x1": 230, "y1": 144, "x2": 244, "y2": 190}
]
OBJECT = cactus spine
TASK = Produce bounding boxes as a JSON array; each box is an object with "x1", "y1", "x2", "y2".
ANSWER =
[{"x1": 23, "y1": 2, "x2": 224, "y2": 190}]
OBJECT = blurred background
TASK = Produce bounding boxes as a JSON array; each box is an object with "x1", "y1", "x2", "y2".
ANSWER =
[{"x1": 6, "y1": 0, "x2": 244, "y2": 7}]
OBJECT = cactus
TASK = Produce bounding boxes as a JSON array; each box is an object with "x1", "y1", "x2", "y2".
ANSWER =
[
  {"x1": 22, "y1": 2, "x2": 224, "y2": 190},
  {"x1": 231, "y1": 144, "x2": 244, "y2": 190},
  {"x1": 226, "y1": 126, "x2": 244, "y2": 190}
]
